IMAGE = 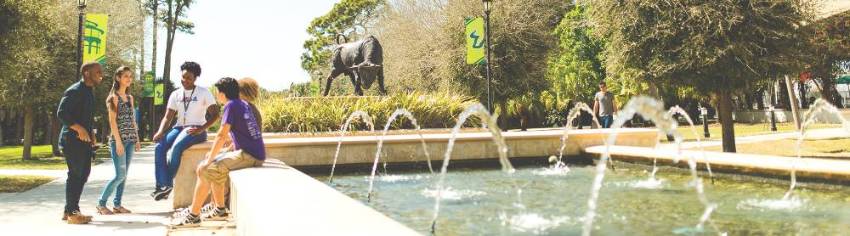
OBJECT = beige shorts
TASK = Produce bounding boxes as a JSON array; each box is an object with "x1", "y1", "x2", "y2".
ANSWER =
[{"x1": 200, "y1": 150, "x2": 263, "y2": 185}]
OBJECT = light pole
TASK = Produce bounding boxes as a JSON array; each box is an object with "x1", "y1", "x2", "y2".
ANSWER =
[
  {"x1": 700, "y1": 106, "x2": 710, "y2": 138},
  {"x1": 482, "y1": 0, "x2": 493, "y2": 112},
  {"x1": 76, "y1": 0, "x2": 87, "y2": 80}
]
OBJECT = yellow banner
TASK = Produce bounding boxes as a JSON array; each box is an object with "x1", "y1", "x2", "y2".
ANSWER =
[
  {"x1": 154, "y1": 83, "x2": 164, "y2": 105},
  {"x1": 465, "y1": 17, "x2": 485, "y2": 65},
  {"x1": 83, "y1": 14, "x2": 108, "y2": 64}
]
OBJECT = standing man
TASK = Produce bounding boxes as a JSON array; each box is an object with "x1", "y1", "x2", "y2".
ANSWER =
[
  {"x1": 57, "y1": 62, "x2": 103, "y2": 224},
  {"x1": 151, "y1": 61, "x2": 220, "y2": 200},
  {"x1": 592, "y1": 81, "x2": 617, "y2": 128}
]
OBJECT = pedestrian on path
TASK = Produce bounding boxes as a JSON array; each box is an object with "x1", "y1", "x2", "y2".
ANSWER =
[
  {"x1": 56, "y1": 62, "x2": 103, "y2": 224},
  {"x1": 151, "y1": 62, "x2": 220, "y2": 201},
  {"x1": 96, "y1": 66, "x2": 141, "y2": 215},
  {"x1": 593, "y1": 81, "x2": 617, "y2": 128}
]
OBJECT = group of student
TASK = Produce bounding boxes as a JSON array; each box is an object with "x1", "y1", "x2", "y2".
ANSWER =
[{"x1": 56, "y1": 61, "x2": 265, "y2": 228}]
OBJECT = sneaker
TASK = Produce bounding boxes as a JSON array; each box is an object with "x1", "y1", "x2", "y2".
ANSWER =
[
  {"x1": 154, "y1": 186, "x2": 173, "y2": 201},
  {"x1": 65, "y1": 211, "x2": 92, "y2": 224},
  {"x1": 174, "y1": 203, "x2": 216, "y2": 218},
  {"x1": 62, "y1": 211, "x2": 93, "y2": 221},
  {"x1": 201, "y1": 207, "x2": 229, "y2": 221},
  {"x1": 171, "y1": 213, "x2": 201, "y2": 228},
  {"x1": 96, "y1": 206, "x2": 114, "y2": 215}
]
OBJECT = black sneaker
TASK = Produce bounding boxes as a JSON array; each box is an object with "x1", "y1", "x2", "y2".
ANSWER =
[
  {"x1": 150, "y1": 186, "x2": 165, "y2": 198},
  {"x1": 201, "y1": 207, "x2": 229, "y2": 221},
  {"x1": 154, "y1": 186, "x2": 173, "y2": 201},
  {"x1": 171, "y1": 212, "x2": 201, "y2": 228}
]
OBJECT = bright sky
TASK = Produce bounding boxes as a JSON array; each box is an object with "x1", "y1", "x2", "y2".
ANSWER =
[{"x1": 146, "y1": 0, "x2": 340, "y2": 91}]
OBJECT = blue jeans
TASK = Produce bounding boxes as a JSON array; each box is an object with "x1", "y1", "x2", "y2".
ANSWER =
[
  {"x1": 99, "y1": 140, "x2": 134, "y2": 207},
  {"x1": 599, "y1": 115, "x2": 613, "y2": 128},
  {"x1": 155, "y1": 127, "x2": 207, "y2": 188}
]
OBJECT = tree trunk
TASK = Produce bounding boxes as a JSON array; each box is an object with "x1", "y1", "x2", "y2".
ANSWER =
[
  {"x1": 0, "y1": 113, "x2": 4, "y2": 147},
  {"x1": 16, "y1": 113, "x2": 23, "y2": 144},
  {"x1": 776, "y1": 79, "x2": 789, "y2": 109},
  {"x1": 785, "y1": 75, "x2": 802, "y2": 130},
  {"x1": 755, "y1": 89, "x2": 765, "y2": 110},
  {"x1": 50, "y1": 112, "x2": 61, "y2": 156},
  {"x1": 22, "y1": 107, "x2": 34, "y2": 160},
  {"x1": 820, "y1": 77, "x2": 841, "y2": 106},
  {"x1": 716, "y1": 89, "x2": 736, "y2": 153},
  {"x1": 799, "y1": 81, "x2": 809, "y2": 109}
]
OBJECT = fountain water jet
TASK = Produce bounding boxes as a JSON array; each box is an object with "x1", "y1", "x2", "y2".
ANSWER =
[
  {"x1": 553, "y1": 102, "x2": 604, "y2": 172},
  {"x1": 367, "y1": 108, "x2": 434, "y2": 202},
  {"x1": 582, "y1": 96, "x2": 718, "y2": 236},
  {"x1": 784, "y1": 98, "x2": 850, "y2": 200},
  {"x1": 430, "y1": 103, "x2": 515, "y2": 234},
  {"x1": 328, "y1": 111, "x2": 375, "y2": 183},
  {"x1": 667, "y1": 106, "x2": 714, "y2": 182}
]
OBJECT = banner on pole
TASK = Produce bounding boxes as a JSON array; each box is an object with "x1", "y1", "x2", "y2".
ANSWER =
[
  {"x1": 143, "y1": 72, "x2": 154, "y2": 98},
  {"x1": 82, "y1": 14, "x2": 108, "y2": 64},
  {"x1": 465, "y1": 17, "x2": 485, "y2": 65},
  {"x1": 154, "y1": 82, "x2": 164, "y2": 105}
]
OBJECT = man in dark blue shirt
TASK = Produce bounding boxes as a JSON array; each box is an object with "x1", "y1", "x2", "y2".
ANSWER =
[{"x1": 56, "y1": 62, "x2": 103, "y2": 224}]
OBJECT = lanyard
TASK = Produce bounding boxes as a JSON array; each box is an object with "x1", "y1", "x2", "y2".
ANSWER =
[{"x1": 182, "y1": 88, "x2": 196, "y2": 125}]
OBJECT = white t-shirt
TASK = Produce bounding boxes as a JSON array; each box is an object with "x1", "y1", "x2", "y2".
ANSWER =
[{"x1": 166, "y1": 86, "x2": 216, "y2": 127}]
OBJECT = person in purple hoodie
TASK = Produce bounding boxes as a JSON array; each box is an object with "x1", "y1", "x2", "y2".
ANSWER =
[{"x1": 172, "y1": 77, "x2": 265, "y2": 228}]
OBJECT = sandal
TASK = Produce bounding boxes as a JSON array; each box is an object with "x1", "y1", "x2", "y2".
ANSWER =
[
  {"x1": 113, "y1": 206, "x2": 132, "y2": 214},
  {"x1": 96, "y1": 206, "x2": 114, "y2": 215}
]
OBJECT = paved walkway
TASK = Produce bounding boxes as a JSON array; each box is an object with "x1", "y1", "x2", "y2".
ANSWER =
[
  {"x1": 0, "y1": 145, "x2": 173, "y2": 235},
  {"x1": 662, "y1": 127, "x2": 850, "y2": 150}
]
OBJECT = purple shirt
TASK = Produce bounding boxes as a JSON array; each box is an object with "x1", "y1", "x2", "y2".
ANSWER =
[{"x1": 222, "y1": 99, "x2": 265, "y2": 161}]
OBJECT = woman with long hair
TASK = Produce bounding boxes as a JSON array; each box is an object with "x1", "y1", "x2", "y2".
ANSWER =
[{"x1": 96, "y1": 66, "x2": 141, "y2": 215}]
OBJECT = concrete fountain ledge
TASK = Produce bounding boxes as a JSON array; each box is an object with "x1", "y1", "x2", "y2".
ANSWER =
[
  {"x1": 229, "y1": 160, "x2": 420, "y2": 236},
  {"x1": 584, "y1": 145, "x2": 850, "y2": 184},
  {"x1": 171, "y1": 128, "x2": 658, "y2": 208}
]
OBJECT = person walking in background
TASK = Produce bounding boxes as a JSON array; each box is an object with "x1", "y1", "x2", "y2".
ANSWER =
[
  {"x1": 96, "y1": 66, "x2": 141, "y2": 215},
  {"x1": 593, "y1": 81, "x2": 617, "y2": 128},
  {"x1": 56, "y1": 62, "x2": 103, "y2": 224},
  {"x1": 151, "y1": 61, "x2": 220, "y2": 201}
]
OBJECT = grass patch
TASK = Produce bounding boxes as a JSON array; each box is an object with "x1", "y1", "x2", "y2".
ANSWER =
[
  {"x1": 670, "y1": 122, "x2": 841, "y2": 142},
  {"x1": 0, "y1": 144, "x2": 110, "y2": 170},
  {"x1": 0, "y1": 175, "x2": 54, "y2": 193},
  {"x1": 703, "y1": 137, "x2": 850, "y2": 159}
]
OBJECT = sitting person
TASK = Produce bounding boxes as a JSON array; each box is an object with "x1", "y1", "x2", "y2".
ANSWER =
[{"x1": 172, "y1": 77, "x2": 265, "y2": 227}]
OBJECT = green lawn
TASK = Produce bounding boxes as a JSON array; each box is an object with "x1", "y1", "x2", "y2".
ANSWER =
[
  {"x1": 671, "y1": 122, "x2": 841, "y2": 142},
  {"x1": 0, "y1": 144, "x2": 110, "y2": 170},
  {"x1": 704, "y1": 137, "x2": 850, "y2": 160},
  {"x1": 0, "y1": 175, "x2": 54, "y2": 193}
]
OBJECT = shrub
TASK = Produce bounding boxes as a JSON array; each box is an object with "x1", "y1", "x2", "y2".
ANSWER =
[{"x1": 258, "y1": 92, "x2": 478, "y2": 133}]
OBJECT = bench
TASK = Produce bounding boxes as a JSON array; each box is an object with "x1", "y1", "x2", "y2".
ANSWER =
[{"x1": 227, "y1": 159, "x2": 419, "y2": 235}]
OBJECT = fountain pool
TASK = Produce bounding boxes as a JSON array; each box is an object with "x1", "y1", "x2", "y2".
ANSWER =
[{"x1": 317, "y1": 163, "x2": 850, "y2": 235}]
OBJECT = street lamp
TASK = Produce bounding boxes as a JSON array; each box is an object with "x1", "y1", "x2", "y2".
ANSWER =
[
  {"x1": 700, "y1": 106, "x2": 710, "y2": 138},
  {"x1": 76, "y1": 0, "x2": 87, "y2": 81},
  {"x1": 769, "y1": 105, "x2": 778, "y2": 131},
  {"x1": 482, "y1": 0, "x2": 493, "y2": 113}
]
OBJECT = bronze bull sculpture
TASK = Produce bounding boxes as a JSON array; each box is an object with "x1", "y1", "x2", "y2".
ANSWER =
[{"x1": 323, "y1": 35, "x2": 386, "y2": 96}]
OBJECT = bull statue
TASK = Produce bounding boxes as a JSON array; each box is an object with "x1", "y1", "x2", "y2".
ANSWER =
[{"x1": 323, "y1": 35, "x2": 386, "y2": 96}]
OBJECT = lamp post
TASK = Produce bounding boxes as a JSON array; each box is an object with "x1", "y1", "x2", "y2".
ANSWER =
[
  {"x1": 482, "y1": 0, "x2": 493, "y2": 113},
  {"x1": 769, "y1": 105, "x2": 778, "y2": 131},
  {"x1": 700, "y1": 106, "x2": 710, "y2": 138},
  {"x1": 76, "y1": 0, "x2": 87, "y2": 80}
]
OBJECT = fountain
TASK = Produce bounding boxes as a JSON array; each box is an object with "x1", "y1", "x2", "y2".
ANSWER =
[
  {"x1": 430, "y1": 103, "x2": 515, "y2": 234},
  {"x1": 785, "y1": 98, "x2": 850, "y2": 199},
  {"x1": 328, "y1": 111, "x2": 375, "y2": 183},
  {"x1": 667, "y1": 106, "x2": 714, "y2": 182},
  {"x1": 550, "y1": 102, "x2": 603, "y2": 173},
  {"x1": 367, "y1": 108, "x2": 434, "y2": 202},
  {"x1": 582, "y1": 96, "x2": 718, "y2": 236}
]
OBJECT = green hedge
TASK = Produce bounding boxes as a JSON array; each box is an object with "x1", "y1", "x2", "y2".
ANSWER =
[{"x1": 259, "y1": 92, "x2": 478, "y2": 133}]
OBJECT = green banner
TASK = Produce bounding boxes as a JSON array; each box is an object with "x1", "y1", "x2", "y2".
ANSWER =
[
  {"x1": 154, "y1": 82, "x2": 164, "y2": 105},
  {"x1": 465, "y1": 17, "x2": 485, "y2": 65},
  {"x1": 143, "y1": 72, "x2": 154, "y2": 98},
  {"x1": 83, "y1": 14, "x2": 108, "y2": 64}
]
